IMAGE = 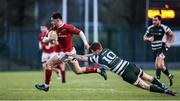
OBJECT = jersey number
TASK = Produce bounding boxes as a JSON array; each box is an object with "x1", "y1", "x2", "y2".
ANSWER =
[{"x1": 102, "y1": 52, "x2": 116, "y2": 64}]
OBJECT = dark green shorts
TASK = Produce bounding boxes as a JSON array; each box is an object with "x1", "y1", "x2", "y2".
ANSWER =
[
  {"x1": 152, "y1": 43, "x2": 167, "y2": 61},
  {"x1": 121, "y1": 63, "x2": 143, "y2": 85}
]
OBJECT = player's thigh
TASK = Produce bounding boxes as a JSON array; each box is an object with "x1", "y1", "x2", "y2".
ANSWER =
[
  {"x1": 121, "y1": 64, "x2": 142, "y2": 85},
  {"x1": 67, "y1": 47, "x2": 77, "y2": 60},
  {"x1": 47, "y1": 55, "x2": 61, "y2": 68},
  {"x1": 70, "y1": 47, "x2": 77, "y2": 54},
  {"x1": 68, "y1": 59, "x2": 82, "y2": 72},
  {"x1": 122, "y1": 73, "x2": 137, "y2": 85},
  {"x1": 42, "y1": 62, "x2": 46, "y2": 69},
  {"x1": 67, "y1": 48, "x2": 82, "y2": 71},
  {"x1": 156, "y1": 54, "x2": 165, "y2": 69},
  {"x1": 155, "y1": 50, "x2": 165, "y2": 62},
  {"x1": 141, "y1": 72, "x2": 153, "y2": 82},
  {"x1": 59, "y1": 62, "x2": 65, "y2": 70},
  {"x1": 133, "y1": 64, "x2": 143, "y2": 76}
]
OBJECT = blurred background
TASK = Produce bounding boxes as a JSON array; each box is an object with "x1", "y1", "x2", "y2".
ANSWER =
[{"x1": 0, "y1": 0, "x2": 180, "y2": 70}]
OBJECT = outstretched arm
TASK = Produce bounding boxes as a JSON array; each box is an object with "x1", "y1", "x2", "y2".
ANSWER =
[
  {"x1": 66, "y1": 52, "x2": 89, "y2": 62},
  {"x1": 79, "y1": 31, "x2": 89, "y2": 49}
]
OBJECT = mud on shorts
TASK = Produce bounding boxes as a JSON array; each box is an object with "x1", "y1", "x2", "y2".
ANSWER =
[
  {"x1": 47, "y1": 47, "x2": 77, "y2": 66},
  {"x1": 121, "y1": 63, "x2": 143, "y2": 85}
]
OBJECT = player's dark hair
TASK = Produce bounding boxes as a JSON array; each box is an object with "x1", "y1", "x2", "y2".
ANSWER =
[
  {"x1": 89, "y1": 42, "x2": 103, "y2": 51},
  {"x1": 154, "y1": 15, "x2": 161, "y2": 21},
  {"x1": 52, "y1": 12, "x2": 62, "y2": 20}
]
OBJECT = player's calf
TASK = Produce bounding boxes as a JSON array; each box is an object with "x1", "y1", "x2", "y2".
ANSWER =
[
  {"x1": 168, "y1": 74, "x2": 174, "y2": 87},
  {"x1": 151, "y1": 78, "x2": 168, "y2": 90}
]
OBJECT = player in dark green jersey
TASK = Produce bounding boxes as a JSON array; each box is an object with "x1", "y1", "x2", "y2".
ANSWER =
[
  {"x1": 143, "y1": 15, "x2": 175, "y2": 86},
  {"x1": 66, "y1": 42, "x2": 177, "y2": 96}
]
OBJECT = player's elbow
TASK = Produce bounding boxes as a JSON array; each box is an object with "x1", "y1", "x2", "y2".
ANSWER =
[
  {"x1": 172, "y1": 33, "x2": 175, "y2": 41},
  {"x1": 143, "y1": 36, "x2": 147, "y2": 41}
]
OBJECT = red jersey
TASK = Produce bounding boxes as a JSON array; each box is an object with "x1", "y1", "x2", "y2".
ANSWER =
[
  {"x1": 39, "y1": 32, "x2": 56, "y2": 53},
  {"x1": 50, "y1": 23, "x2": 81, "y2": 52}
]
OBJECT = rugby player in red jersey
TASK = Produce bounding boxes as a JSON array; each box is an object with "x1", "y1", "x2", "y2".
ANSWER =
[{"x1": 35, "y1": 12, "x2": 106, "y2": 91}]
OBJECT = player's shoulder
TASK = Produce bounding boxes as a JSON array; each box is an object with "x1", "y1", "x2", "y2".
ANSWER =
[
  {"x1": 160, "y1": 24, "x2": 169, "y2": 29},
  {"x1": 147, "y1": 25, "x2": 155, "y2": 30},
  {"x1": 103, "y1": 48, "x2": 110, "y2": 51},
  {"x1": 100, "y1": 48, "x2": 111, "y2": 55},
  {"x1": 39, "y1": 33, "x2": 45, "y2": 40},
  {"x1": 63, "y1": 23, "x2": 74, "y2": 28},
  {"x1": 39, "y1": 33, "x2": 45, "y2": 37},
  {"x1": 49, "y1": 25, "x2": 56, "y2": 30},
  {"x1": 160, "y1": 24, "x2": 171, "y2": 32}
]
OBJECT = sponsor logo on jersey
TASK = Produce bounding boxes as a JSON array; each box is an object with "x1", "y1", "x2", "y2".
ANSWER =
[
  {"x1": 62, "y1": 29, "x2": 67, "y2": 32},
  {"x1": 152, "y1": 33, "x2": 161, "y2": 35},
  {"x1": 59, "y1": 35, "x2": 68, "y2": 37}
]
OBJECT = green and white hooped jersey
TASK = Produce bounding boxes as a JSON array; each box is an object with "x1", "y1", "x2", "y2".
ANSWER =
[
  {"x1": 88, "y1": 48, "x2": 129, "y2": 75},
  {"x1": 145, "y1": 24, "x2": 171, "y2": 51}
]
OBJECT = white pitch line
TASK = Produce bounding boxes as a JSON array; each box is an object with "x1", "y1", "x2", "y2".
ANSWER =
[
  {"x1": 0, "y1": 100, "x2": 180, "y2": 101},
  {"x1": 8, "y1": 88, "x2": 118, "y2": 92}
]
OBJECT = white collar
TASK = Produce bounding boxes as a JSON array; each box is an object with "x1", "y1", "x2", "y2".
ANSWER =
[{"x1": 57, "y1": 23, "x2": 65, "y2": 28}]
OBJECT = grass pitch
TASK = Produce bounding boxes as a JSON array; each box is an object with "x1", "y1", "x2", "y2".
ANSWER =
[{"x1": 0, "y1": 70, "x2": 180, "y2": 100}]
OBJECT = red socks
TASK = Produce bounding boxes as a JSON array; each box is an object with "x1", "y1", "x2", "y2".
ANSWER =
[
  {"x1": 93, "y1": 63, "x2": 99, "y2": 68},
  {"x1": 61, "y1": 70, "x2": 66, "y2": 79},
  {"x1": 45, "y1": 68, "x2": 52, "y2": 85},
  {"x1": 85, "y1": 67, "x2": 98, "y2": 73}
]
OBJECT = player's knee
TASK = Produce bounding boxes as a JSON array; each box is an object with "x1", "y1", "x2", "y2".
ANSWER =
[
  {"x1": 139, "y1": 83, "x2": 149, "y2": 90},
  {"x1": 146, "y1": 76, "x2": 153, "y2": 82},
  {"x1": 156, "y1": 62, "x2": 163, "y2": 69},
  {"x1": 61, "y1": 67, "x2": 65, "y2": 71},
  {"x1": 155, "y1": 60, "x2": 160, "y2": 67},
  {"x1": 141, "y1": 76, "x2": 148, "y2": 81},
  {"x1": 141, "y1": 85, "x2": 147, "y2": 89},
  {"x1": 46, "y1": 66, "x2": 52, "y2": 70},
  {"x1": 42, "y1": 63, "x2": 46, "y2": 68},
  {"x1": 155, "y1": 63, "x2": 158, "y2": 69},
  {"x1": 46, "y1": 63, "x2": 53, "y2": 69},
  {"x1": 137, "y1": 79, "x2": 149, "y2": 90}
]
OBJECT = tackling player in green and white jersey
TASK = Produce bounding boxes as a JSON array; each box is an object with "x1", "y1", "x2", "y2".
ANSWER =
[{"x1": 66, "y1": 42, "x2": 177, "y2": 96}]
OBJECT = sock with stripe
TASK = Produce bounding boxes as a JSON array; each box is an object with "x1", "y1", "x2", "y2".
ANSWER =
[
  {"x1": 151, "y1": 78, "x2": 164, "y2": 88},
  {"x1": 162, "y1": 67, "x2": 170, "y2": 77}
]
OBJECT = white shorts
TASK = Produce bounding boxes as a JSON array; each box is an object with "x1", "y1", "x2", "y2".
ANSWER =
[
  {"x1": 48, "y1": 47, "x2": 77, "y2": 62},
  {"x1": 41, "y1": 52, "x2": 52, "y2": 63},
  {"x1": 67, "y1": 47, "x2": 76, "y2": 59}
]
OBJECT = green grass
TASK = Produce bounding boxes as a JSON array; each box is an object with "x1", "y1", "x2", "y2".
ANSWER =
[{"x1": 0, "y1": 70, "x2": 180, "y2": 100}]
